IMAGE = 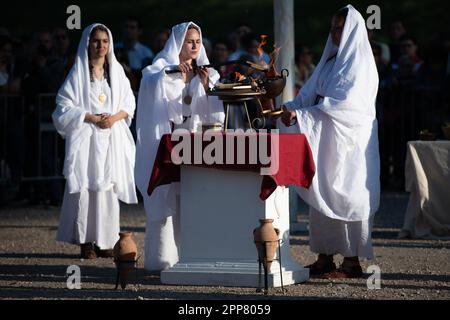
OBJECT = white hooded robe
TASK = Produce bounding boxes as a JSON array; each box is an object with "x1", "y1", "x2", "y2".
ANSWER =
[
  {"x1": 135, "y1": 22, "x2": 225, "y2": 271},
  {"x1": 283, "y1": 5, "x2": 380, "y2": 258},
  {"x1": 53, "y1": 23, "x2": 138, "y2": 250}
]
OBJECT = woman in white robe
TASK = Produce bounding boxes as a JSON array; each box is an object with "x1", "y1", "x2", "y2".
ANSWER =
[
  {"x1": 53, "y1": 24, "x2": 137, "y2": 258},
  {"x1": 135, "y1": 22, "x2": 224, "y2": 271},
  {"x1": 281, "y1": 5, "x2": 380, "y2": 278}
]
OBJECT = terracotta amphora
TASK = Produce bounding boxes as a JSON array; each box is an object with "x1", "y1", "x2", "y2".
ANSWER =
[
  {"x1": 253, "y1": 219, "x2": 280, "y2": 272},
  {"x1": 113, "y1": 232, "x2": 137, "y2": 289}
]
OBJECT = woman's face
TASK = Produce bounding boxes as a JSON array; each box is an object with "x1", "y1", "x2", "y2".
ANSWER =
[
  {"x1": 89, "y1": 30, "x2": 109, "y2": 59},
  {"x1": 180, "y1": 28, "x2": 201, "y2": 61},
  {"x1": 330, "y1": 16, "x2": 345, "y2": 46}
]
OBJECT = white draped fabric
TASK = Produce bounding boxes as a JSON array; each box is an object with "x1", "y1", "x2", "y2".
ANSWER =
[
  {"x1": 56, "y1": 186, "x2": 121, "y2": 249},
  {"x1": 53, "y1": 23, "x2": 137, "y2": 249},
  {"x1": 284, "y1": 5, "x2": 380, "y2": 223},
  {"x1": 400, "y1": 141, "x2": 450, "y2": 239},
  {"x1": 135, "y1": 22, "x2": 224, "y2": 270},
  {"x1": 309, "y1": 207, "x2": 374, "y2": 259}
]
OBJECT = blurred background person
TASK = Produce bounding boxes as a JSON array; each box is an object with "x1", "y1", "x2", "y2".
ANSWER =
[
  {"x1": 294, "y1": 45, "x2": 315, "y2": 94},
  {"x1": 115, "y1": 16, "x2": 153, "y2": 90},
  {"x1": 237, "y1": 32, "x2": 270, "y2": 65},
  {"x1": 228, "y1": 24, "x2": 252, "y2": 61},
  {"x1": 368, "y1": 29, "x2": 390, "y2": 65},
  {"x1": 389, "y1": 20, "x2": 407, "y2": 64},
  {"x1": 211, "y1": 38, "x2": 232, "y2": 79},
  {"x1": 150, "y1": 27, "x2": 170, "y2": 57},
  {"x1": 392, "y1": 34, "x2": 423, "y2": 85}
]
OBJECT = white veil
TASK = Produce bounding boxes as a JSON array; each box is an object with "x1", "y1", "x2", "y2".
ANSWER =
[{"x1": 143, "y1": 21, "x2": 210, "y2": 76}]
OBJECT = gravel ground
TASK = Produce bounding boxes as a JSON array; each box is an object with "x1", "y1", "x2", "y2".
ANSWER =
[{"x1": 0, "y1": 192, "x2": 449, "y2": 300}]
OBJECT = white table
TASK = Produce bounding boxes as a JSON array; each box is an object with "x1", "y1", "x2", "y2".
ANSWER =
[
  {"x1": 161, "y1": 166, "x2": 309, "y2": 287},
  {"x1": 399, "y1": 141, "x2": 450, "y2": 239}
]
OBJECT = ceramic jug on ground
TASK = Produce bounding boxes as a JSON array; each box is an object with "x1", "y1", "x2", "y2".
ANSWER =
[
  {"x1": 113, "y1": 231, "x2": 137, "y2": 289},
  {"x1": 253, "y1": 219, "x2": 280, "y2": 272}
]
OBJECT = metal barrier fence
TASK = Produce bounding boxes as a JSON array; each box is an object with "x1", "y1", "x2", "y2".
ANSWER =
[
  {"x1": 1, "y1": 94, "x2": 25, "y2": 187},
  {"x1": 0, "y1": 93, "x2": 64, "y2": 204},
  {"x1": 21, "y1": 93, "x2": 64, "y2": 182}
]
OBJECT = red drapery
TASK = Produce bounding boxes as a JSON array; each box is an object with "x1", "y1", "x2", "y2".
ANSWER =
[{"x1": 147, "y1": 132, "x2": 315, "y2": 201}]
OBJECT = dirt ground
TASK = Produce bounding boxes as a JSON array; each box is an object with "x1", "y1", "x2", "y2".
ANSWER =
[{"x1": 0, "y1": 192, "x2": 449, "y2": 300}]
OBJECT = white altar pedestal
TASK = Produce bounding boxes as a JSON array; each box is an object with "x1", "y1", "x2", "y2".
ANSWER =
[{"x1": 161, "y1": 166, "x2": 309, "y2": 287}]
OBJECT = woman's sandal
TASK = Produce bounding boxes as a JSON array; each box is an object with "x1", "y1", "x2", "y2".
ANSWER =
[
  {"x1": 305, "y1": 260, "x2": 337, "y2": 276},
  {"x1": 80, "y1": 243, "x2": 97, "y2": 259},
  {"x1": 94, "y1": 244, "x2": 114, "y2": 258},
  {"x1": 320, "y1": 263, "x2": 364, "y2": 279}
]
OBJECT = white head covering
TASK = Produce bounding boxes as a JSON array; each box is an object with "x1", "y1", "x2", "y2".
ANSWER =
[
  {"x1": 284, "y1": 5, "x2": 380, "y2": 221},
  {"x1": 292, "y1": 4, "x2": 379, "y2": 121},
  {"x1": 143, "y1": 21, "x2": 210, "y2": 76},
  {"x1": 135, "y1": 21, "x2": 223, "y2": 221},
  {"x1": 53, "y1": 23, "x2": 137, "y2": 203},
  {"x1": 57, "y1": 24, "x2": 122, "y2": 117}
]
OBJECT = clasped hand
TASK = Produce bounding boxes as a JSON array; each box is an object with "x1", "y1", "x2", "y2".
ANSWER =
[{"x1": 94, "y1": 114, "x2": 115, "y2": 129}]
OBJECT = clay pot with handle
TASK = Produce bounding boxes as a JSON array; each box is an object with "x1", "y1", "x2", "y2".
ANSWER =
[
  {"x1": 113, "y1": 232, "x2": 137, "y2": 289},
  {"x1": 253, "y1": 219, "x2": 280, "y2": 272}
]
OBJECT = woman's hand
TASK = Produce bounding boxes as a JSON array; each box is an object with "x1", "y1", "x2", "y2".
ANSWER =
[
  {"x1": 96, "y1": 111, "x2": 128, "y2": 129},
  {"x1": 85, "y1": 113, "x2": 103, "y2": 124},
  {"x1": 178, "y1": 61, "x2": 192, "y2": 74},
  {"x1": 97, "y1": 114, "x2": 116, "y2": 129},
  {"x1": 281, "y1": 109, "x2": 297, "y2": 127},
  {"x1": 197, "y1": 67, "x2": 209, "y2": 91}
]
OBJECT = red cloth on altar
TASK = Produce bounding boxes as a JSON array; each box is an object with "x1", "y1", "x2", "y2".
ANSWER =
[{"x1": 147, "y1": 132, "x2": 316, "y2": 200}]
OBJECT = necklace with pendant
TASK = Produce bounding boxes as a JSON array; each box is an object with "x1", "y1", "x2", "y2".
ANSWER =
[
  {"x1": 92, "y1": 65, "x2": 107, "y2": 104},
  {"x1": 182, "y1": 77, "x2": 192, "y2": 123},
  {"x1": 183, "y1": 94, "x2": 192, "y2": 105},
  {"x1": 97, "y1": 77, "x2": 107, "y2": 104},
  {"x1": 99, "y1": 92, "x2": 107, "y2": 104},
  {"x1": 183, "y1": 74, "x2": 192, "y2": 105}
]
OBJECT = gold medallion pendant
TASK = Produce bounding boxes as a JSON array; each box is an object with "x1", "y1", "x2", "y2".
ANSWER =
[
  {"x1": 99, "y1": 93, "x2": 107, "y2": 104},
  {"x1": 183, "y1": 95, "x2": 192, "y2": 105}
]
